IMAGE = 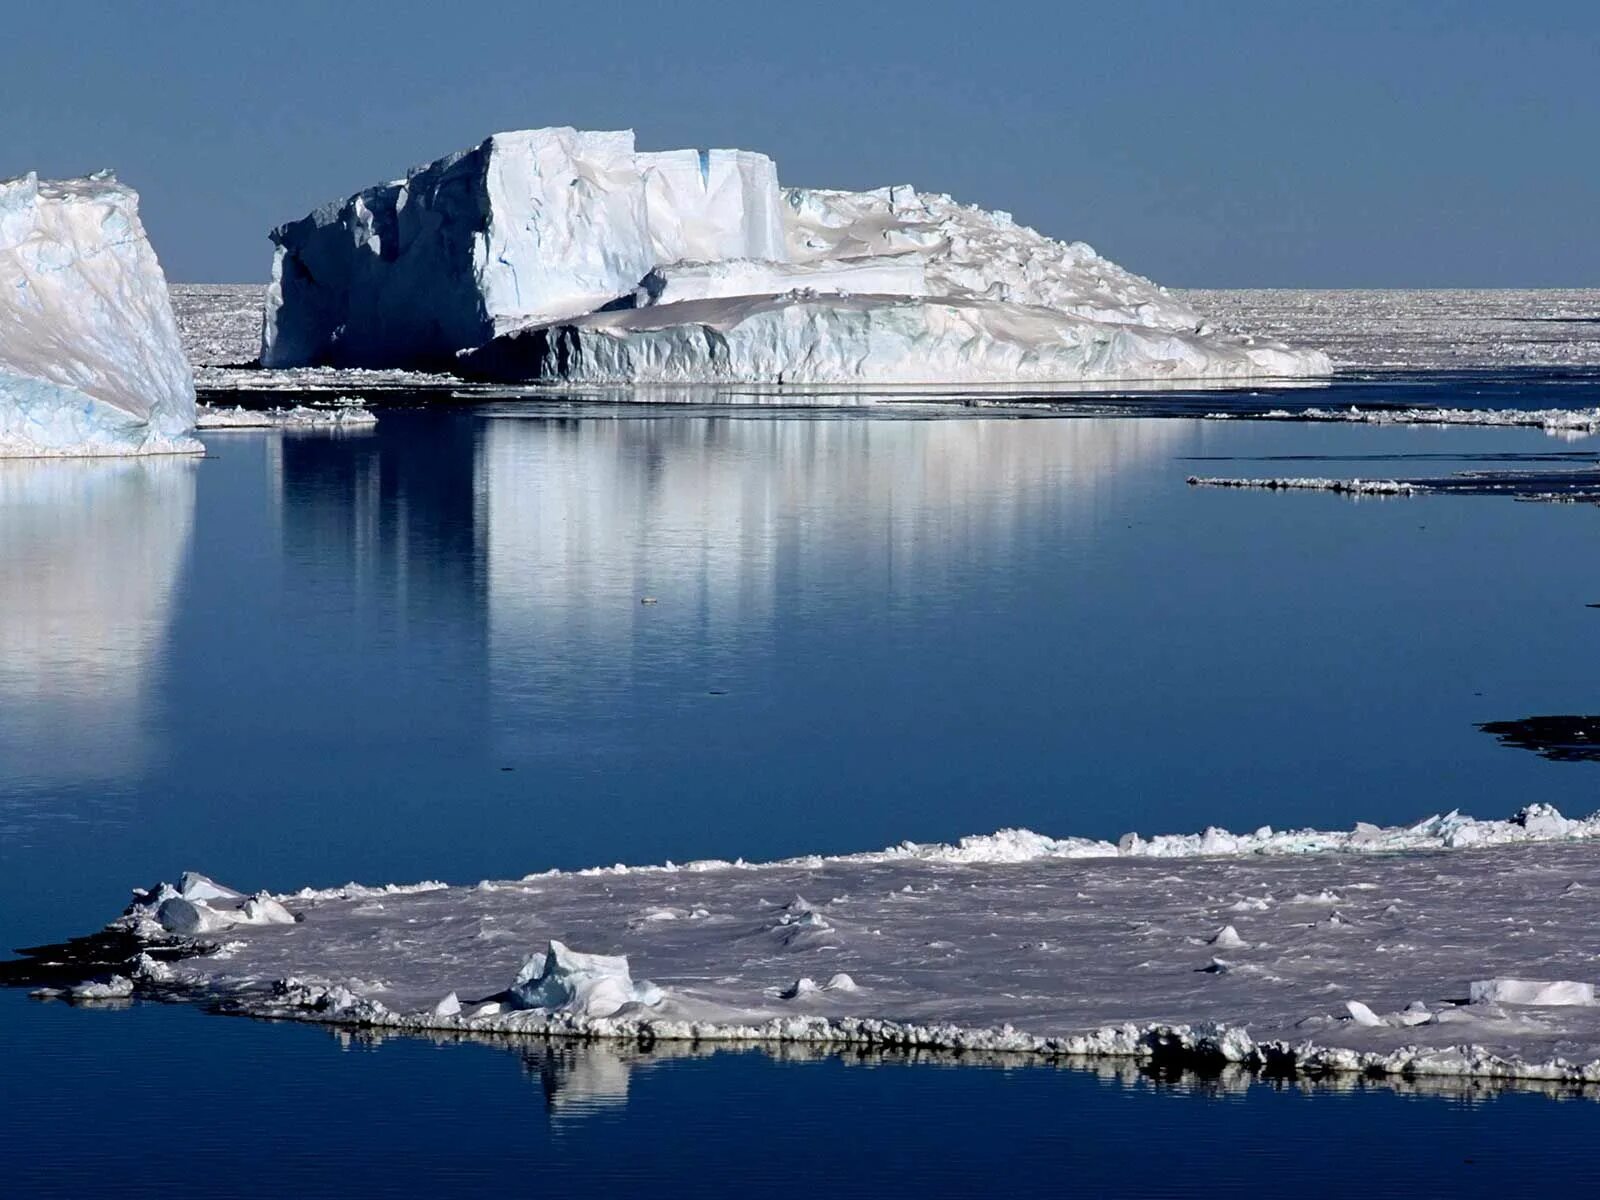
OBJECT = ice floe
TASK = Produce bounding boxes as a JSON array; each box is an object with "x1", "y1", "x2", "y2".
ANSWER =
[
  {"x1": 195, "y1": 401, "x2": 378, "y2": 430},
  {"x1": 15, "y1": 805, "x2": 1600, "y2": 1084},
  {"x1": 1269, "y1": 405, "x2": 1600, "y2": 436},
  {"x1": 1186, "y1": 475, "x2": 1419, "y2": 496}
]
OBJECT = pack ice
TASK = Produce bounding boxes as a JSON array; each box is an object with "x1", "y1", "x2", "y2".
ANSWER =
[
  {"x1": 0, "y1": 173, "x2": 197, "y2": 457},
  {"x1": 261, "y1": 127, "x2": 1330, "y2": 384}
]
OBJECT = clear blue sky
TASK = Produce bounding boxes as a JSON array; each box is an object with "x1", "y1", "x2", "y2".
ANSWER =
[{"x1": 5, "y1": 0, "x2": 1595, "y2": 286}]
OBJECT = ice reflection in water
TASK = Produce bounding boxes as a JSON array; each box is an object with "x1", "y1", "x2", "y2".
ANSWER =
[
  {"x1": 482, "y1": 413, "x2": 1180, "y2": 727},
  {"x1": 0, "y1": 457, "x2": 195, "y2": 782},
  {"x1": 329, "y1": 1027, "x2": 1600, "y2": 1117}
]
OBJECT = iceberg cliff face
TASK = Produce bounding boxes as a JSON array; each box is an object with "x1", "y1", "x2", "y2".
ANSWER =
[
  {"x1": 264, "y1": 127, "x2": 1330, "y2": 383},
  {"x1": 262, "y1": 129, "x2": 787, "y2": 368},
  {"x1": 0, "y1": 173, "x2": 197, "y2": 457}
]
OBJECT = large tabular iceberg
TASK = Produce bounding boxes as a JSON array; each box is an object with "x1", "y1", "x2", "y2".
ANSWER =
[
  {"x1": 262, "y1": 128, "x2": 1330, "y2": 384},
  {"x1": 1, "y1": 173, "x2": 198, "y2": 456}
]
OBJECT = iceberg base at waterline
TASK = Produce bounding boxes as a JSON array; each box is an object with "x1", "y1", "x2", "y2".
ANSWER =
[
  {"x1": 461, "y1": 291, "x2": 1323, "y2": 387},
  {"x1": 19, "y1": 804, "x2": 1600, "y2": 1084}
]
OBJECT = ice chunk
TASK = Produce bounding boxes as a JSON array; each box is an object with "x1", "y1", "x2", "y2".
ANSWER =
[
  {"x1": 178, "y1": 872, "x2": 243, "y2": 903},
  {"x1": 778, "y1": 973, "x2": 858, "y2": 1000},
  {"x1": 238, "y1": 895, "x2": 297, "y2": 926},
  {"x1": 1344, "y1": 1000, "x2": 1384, "y2": 1027},
  {"x1": 1468, "y1": 979, "x2": 1597, "y2": 1007},
  {"x1": 1208, "y1": 925, "x2": 1249, "y2": 949},
  {"x1": 155, "y1": 897, "x2": 235, "y2": 935},
  {"x1": 1, "y1": 173, "x2": 198, "y2": 457},
  {"x1": 68, "y1": 975, "x2": 134, "y2": 1000},
  {"x1": 507, "y1": 940, "x2": 663, "y2": 1017},
  {"x1": 1514, "y1": 804, "x2": 1572, "y2": 839}
]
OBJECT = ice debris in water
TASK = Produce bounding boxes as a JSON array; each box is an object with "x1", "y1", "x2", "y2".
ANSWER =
[
  {"x1": 64, "y1": 975, "x2": 135, "y2": 1000},
  {"x1": 1186, "y1": 475, "x2": 1419, "y2": 496},
  {"x1": 195, "y1": 402, "x2": 377, "y2": 430},
  {"x1": 508, "y1": 941, "x2": 663, "y2": 1018},
  {"x1": 1278, "y1": 405, "x2": 1600, "y2": 436}
]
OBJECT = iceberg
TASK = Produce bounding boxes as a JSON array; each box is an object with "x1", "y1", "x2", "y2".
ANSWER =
[
  {"x1": 0, "y1": 172, "x2": 198, "y2": 456},
  {"x1": 261, "y1": 127, "x2": 1330, "y2": 383}
]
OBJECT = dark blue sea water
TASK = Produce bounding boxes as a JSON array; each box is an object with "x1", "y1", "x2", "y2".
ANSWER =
[{"x1": 4, "y1": 373, "x2": 1600, "y2": 1194}]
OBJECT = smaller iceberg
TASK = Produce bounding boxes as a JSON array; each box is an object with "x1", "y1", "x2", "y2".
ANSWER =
[{"x1": 1, "y1": 172, "x2": 198, "y2": 457}]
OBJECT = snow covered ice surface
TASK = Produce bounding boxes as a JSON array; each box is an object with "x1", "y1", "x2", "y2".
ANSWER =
[
  {"x1": 0, "y1": 173, "x2": 198, "y2": 457},
  {"x1": 253, "y1": 126, "x2": 1327, "y2": 384},
  {"x1": 38, "y1": 805, "x2": 1600, "y2": 1085}
]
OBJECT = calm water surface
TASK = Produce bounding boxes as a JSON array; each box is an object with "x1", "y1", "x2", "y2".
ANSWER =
[{"x1": 4, "y1": 377, "x2": 1600, "y2": 1193}]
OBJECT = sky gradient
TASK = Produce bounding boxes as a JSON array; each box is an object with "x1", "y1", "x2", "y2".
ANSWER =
[{"x1": 4, "y1": 0, "x2": 1595, "y2": 286}]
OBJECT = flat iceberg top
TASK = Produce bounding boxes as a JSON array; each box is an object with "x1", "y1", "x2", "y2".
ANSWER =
[
  {"x1": 0, "y1": 171, "x2": 197, "y2": 457},
  {"x1": 42, "y1": 805, "x2": 1600, "y2": 1083}
]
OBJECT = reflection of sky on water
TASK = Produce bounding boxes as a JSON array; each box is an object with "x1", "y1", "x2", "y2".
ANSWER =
[{"x1": 0, "y1": 457, "x2": 195, "y2": 783}]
